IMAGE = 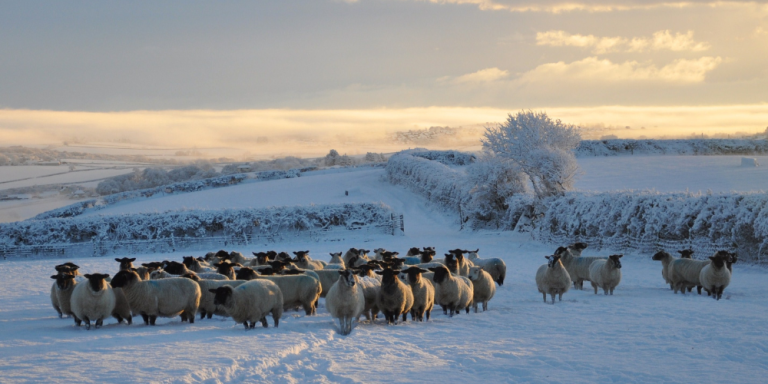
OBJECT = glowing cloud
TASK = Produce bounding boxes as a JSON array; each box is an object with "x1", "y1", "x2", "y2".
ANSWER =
[
  {"x1": 519, "y1": 56, "x2": 723, "y2": 83},
  {"x1": 446, "y1": 67, "x2": 511, "y2": 84},
  {"x1": 537, "y1": 30, "x2": 710, "y2": 53},
  {"x1": 416, "y1": 0, "x2": 765, "y2": 13}
]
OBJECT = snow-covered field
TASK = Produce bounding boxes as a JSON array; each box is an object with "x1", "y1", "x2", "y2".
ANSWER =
[{"x1": 1, "y1": 157, "x2": 767, "y2": 383}]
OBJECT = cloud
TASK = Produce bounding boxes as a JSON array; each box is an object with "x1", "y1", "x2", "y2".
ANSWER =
[
  {"x1": 444, "y1": 67, "x2": 510, "y2": 84},
  {"x1": 416, "y1": 0, "x2": 765, "y2": 13},
  {"x1": 519, "y1": 56, "x2": 723, "y2": 83},
  {"x1": 537, "y1": 30, "x2": 710, "y2": 53}
]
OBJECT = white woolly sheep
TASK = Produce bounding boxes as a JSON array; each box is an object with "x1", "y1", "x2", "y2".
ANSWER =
[
  {"x1": 554, "y1": 246, "x2": 604, "y2": 290},
  {"x1": 209, "y1": 280, "x2": 283, "y2": 329},
  {"x1": 323, "y1": 252, "x2": 346, "y2": 270},
  {"x1": 535, "y1": 255, "x2": 571, "y2": 304},
  {"x1": 313, "y1": 269, "x2": 342, "y2": 298},
  {"x1": 293, "y1": 251, "x2": 326, "y2": 270},
  {"x1": 325, "y1": 269, "x2": 366, "y2": 335},
  {"x1": 356, "y1": 274, "x2": 381, "y2": 322},
  {"x1": 464, "y1": 249, "x2": 507, "y2": 286},
  {"x1": 112, "y1": 287, "x2": 132, "y2": 325},
  {"x1": 182, "y1": 256, "x2": 215, "y2": 273},
  {"x1": 194, "y1": 277, "x2": 247, "y2": 319},
  {"x1": 237, "y1": 267, "x2": 322, "y2": 315},
  {"x1": 652, "y1": 250, "x2": 692, "y2": 290},
  {"x1": 116, "y1": 257, "x2": 150, "y2": 279},
  {"x1": 467, "y1": 266, "x2": 495, "y2": 312},
  {"x1": 668, "y1": 257, "x2": 711, "y2": 295},
  {"x1": 110, "y1": 270, "x2": 201, "y2": 325},
  {"x1": 228, "y1": 251, "x2": 252, "y2": 265},
  {"x1": 589, "y1": 255, "x2": 623, "y2": 295},
  {"x1": 70, "y1": 274, "x2": 116, "y2": 330},
  {"x1": 375, "y1": 268, "x2": 414, "y2": 324},
  {"x1": 400, "y1": 266, "x2": 434, "y2": 321},
  {"x1": 428, "y1": 265, "x2": 473, "y2": 316},
  {"x1": 50, "y1": 272, "x2": 78, "y2": 319},
  {"x1": 447, "y1": 249, "x2": 472, "y2": 276},
  {"x1": 699, "y1": 251, "x2": 732, "y2": 300}
]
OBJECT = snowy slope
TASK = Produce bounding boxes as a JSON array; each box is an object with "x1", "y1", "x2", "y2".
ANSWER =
[{"x1": 0, "y1": 161, "x2": 767, "y2": 383}]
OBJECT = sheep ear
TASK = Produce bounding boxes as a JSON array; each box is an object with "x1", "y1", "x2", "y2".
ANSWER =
[
  {"x1": 418, "y1": 268, "x2": 429, "y2": 273},
  {"x1": 208, "y1": 289, "x2": 218, "y2": 293},
  {"x1": 115, "y1": 258, "x2": 121, "y2": 262},
  {"x1": 545, "y1": 256, "x2": 552, "y2": 260},
  {"x1": 617, "y1": 255, "x2": 623, "y2": 258},
  {"x1": 51, "y1": 275, "x2": 58, "y2": 279},
  {"x1": 129, "y1": 258, "x2": 136, "y2": 262},
  {"x1": 84, "y1": 274, "x2": 92, "y2": 278},
  {"x1": 427, "y1": 267, "x2": 437, "y2": 272},
  {"x1": 101, "y1": 274, "x2": 110, "y2": 279},
  {"x1": 293, "y1": 252, "x2": 298, "y2": 255},
  {"x1": 374, "y1": 270, "x2": 384, "y2": 275},
  {"x1": 709, "y1": 256, "x2": 716, "y2": 261}
]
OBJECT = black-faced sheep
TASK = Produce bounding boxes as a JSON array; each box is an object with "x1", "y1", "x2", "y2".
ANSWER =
[
  {"x1": 668, "y1": 257, "x2": 711, "y2": 295},
  {"x1": 293, "y1": 251, "x2": 326, "y2": 270},
  {"x1": 464, "y1": 249, "x2": 506, "y2": 286},
  {"x1": 70, "y1": 273, "x2": 116, "y2": 330},
  {"x1": 50, "y1": 271, "x2": 77, "y2": 319},
  {"x1": 699, "y1": 251, "x2": 732, "y2": 300},
  {"x1": 428, "y1": 265, "x2": 473, "y2": 317},
  {"x1": 325, "y1": 269, "x2": 366, "y2": 335},
  {"x1": 210, "y1": 280, "x2": 283, "y2": 329},
  {"x1": 400, "y1": 266, "x2": 434, "y2": 321},
  {"x1": 111, "y1": 270, "x2": 201, "y2": 325},
  {"x1": 554, "y1": 246, "x2": 604, "y2": 290},
  {"x1": 589, "y1": 255, "x2": 622, "y2": 295},
  {"x1": 467, "y1": 266, "x2": 495, "y2": 312},
  {"x1": 237, "y1": 267, "x2": 322, "y2": 316},
  {"x1": 375, "y1": 268, "x2": 413, "y2": 324},
  {"x1": 535, "y1": 255, "x2": 571, "y2": 304}
]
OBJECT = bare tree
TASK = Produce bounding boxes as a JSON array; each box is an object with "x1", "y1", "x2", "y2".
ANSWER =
[{"x1": 482, "y1": 111, "x2": 581, "y2": 198}]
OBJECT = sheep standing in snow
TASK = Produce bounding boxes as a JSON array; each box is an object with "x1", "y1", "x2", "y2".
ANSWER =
[
  {"x1": 464, "y1": 249, "x2": 506, "y2": 286},
  {"x1": 182, "y1": 256, "x2": 215, "y2": 273},
  {"x1": 293, "y1": 251, "x2": 326, "y2": 270},
  {"x1": 447, "y1": 249, "x2": 472, "y2": 276},
  {"x1": 323, "y1": 252, "x2": 346, "y2": 270},
  {"x1": 535, "y1": 255, "x2": 571, "y2": 304},
  {"x1": 192, "y1": 277, "x2": 247, "y2": 319},
  {"x1": 375, "y1": 268, "x2": 414, "y2": 324},
  {"x1": 70, "y1": 273, "x2": 116, "y2": 330},
  {"x1": 400, "y1": 267, "x2": 434, "y2": 321},
  {"x1": 213, "y1": 261, "x2": 241, "y2": 280},
  {"x1": 237, "y1": 267, "x2": 322, "y2": 315},
  {"x1": 668, "y1": 257, "x2": 711, "y2": 295},
  {"x1": 355, "y1": 273, "x2": 381, "y2": 322},
  {"x1": 209, "y1": 280, "x2": 283, "y2": 329},
  {"x1": 112, "y1": 286, "x2": 132, "y2": 325},
  {"x1": 50, "y1": 271, "x2": 77, "y2": 319},
  {"x1": 468, "y1": 266, "x2": 495, "y2": 312},
  {"x1": 428, "y1": 265, "x2": 473, "y2": 316},
  {"x1": 325, "y1": 269, "x2": 366, "y2": 335},
  {"x1": 343, "y1": 248, "x2": 361, "y2": 264},
  {"x1": 403, "y1": 248, "x2": 436, "y2": 265},
  {"x1": 228, "y1": 251, "x2": 251, "y2": 265},
  {"x1": 554, "y1": 246, "x2": 604, "y2": 290},
  {"x1": 249, "y1": 251, "x2": 278, "y2": 267},
  {"x1": 652, "y1": 250, "x2": 692, "y2": 290},
  {"x1": 699, "y1": 251, "x2": 732, "y2": 300},
  {"x1": 111, "y1": 270, "x2": 201, "y2": 325},
  {"x1": 589, "y1": 255, "x2": 623, "y2": 295}
]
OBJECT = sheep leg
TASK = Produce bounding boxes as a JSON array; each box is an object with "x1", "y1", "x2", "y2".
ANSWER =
[
  {"x1": 303, "y1": 302, "x2": 314, "y2": 316},
  {"x1": 697, "y1": 286, "x2": 702, "y2": 295},
  {"x1": 126, "y1": 315, "x2": 132, "y2": 325},
  {"x1": 84, "y1": 317, "x2": 91, "y2": 330},
  {"x1": 180, "y1": 312, "x2": 187, "y2": 323},
  {"x1": 542, "y1": 292, "x2": 547, "y2": 303},
  {"x1": 558, "y1": 293, "x2": 563, "y2": 302},
  {"x1": 473, "y1": 302, "x2": 478, "y2": 313},
  {"x1": 149, "y1": 315, "x2": 157, "y2": 326},
  {"x1": 187, "y1": 311, "x2": 195, "y2": 324},
  {"x1": 207, "y1": 313, "x2": 213, "y2": 319},
  {"x1": 426, "y1": 308, "x2": 431, "y2": 321},
  {"x1": 244, "y1": 322, "x2": 250, "y2": 330},
  {"x1": 402, "y1": 312, "x2": 407, "y2": 322},
  {"x1": 113, "y1": 314, "x2": 123, "y2": 324},
  {"x1": 200, "y1": 311, "x2": 206, "y2": 320},
  {"x1": 483, "y1": 301, "x2": 488, "y2": 311},
  {"x1": 465, "y1": 306, "x2": 470, "y2": 314},
  {"x1": 74, "y1": 316, "x2": 82, "y2": 327},
  {"x1": 717, "y1": 286, "x2": 724, "y2": 300},
  {"x1": 141, "y1": 314, "x2": 150, "y2": 325},
  {"x1": 55, "y1": 307, "x2": 63, "y2": 318},
  {"x1": 592, "y1": 282, "x2": 598, "y2": 295},
  {"x1": 95, "y1": 318, "x2": 103, "y2": 329},
  {"x1": 260, "y1": 317, "x2": 268, "y2": 328}
]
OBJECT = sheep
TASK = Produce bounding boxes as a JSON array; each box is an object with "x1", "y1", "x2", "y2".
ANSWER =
[
  {"x1": 115, "y1": 258, "x2": 150, "y2": 280},
  {"x1": 70, "y1": 274, "x2": 116, "y2": 330},
  {"x1": 589, "y1": 255, "x2": 623, "y2": 295},
  {"x1": 162, "y1": 261, "x2": 193, "y2": 276},
  {"x1": 110, "y1": 270, "x2": 201, "y2": 325},
  {"x1": 403, "y1": 249, "x2": 436, "y2": 265},
  {"x1": 467, "y1": 266, "x2": 495, "y2": 312},
  {"x1": 323, "y1": 252, "x2": 346, "y2": 270},
  {"x1": 213, "y1": 261, "x2": 241, "y2": 280},
  {"x1": 249, "y1": 251, "x2": 277, "y2": 267},
  {"x1": 50, "y1": 272, "x2": 77, "y2": 319},
  {"x1": 237, "y1": 267, "x2": 322, "y2": 315},
  {"x1": 228, "y1": 251, "x2": 251, "y2": 265},
  {"x1": 567, "y1": 242, "x2": 588, "y2": 257},
  {"x1": 400, "y1": 266, "x2": 434, "y2": 321},
  {"x1": 194, "y1": 278, "x2": 247, "y2": 319},
  {"x1": 464, "y1": 249, "x2": 507, "y2": 286},
  {"x1": 153, "y1": 268, "x2": 228, "y2": 281},
  {"x1": 313, "y1": 269, "x2": 343, "y2": 298},
  {"x1": 372, "y1": 248, "x2": 387, "y2": 261},
  {"x1": 428, "y1": 265, "x2": 473, "y2": 316},
  {"x1": 141, "y1": 262, "x2": 164, "y2": 273},
  {"x1": 356, "y1": 275, "x2": 381, "y2": 322},
  {"x1": 182, "y1": 256, "x2": 215, "y2": 273},
  {"x1": 652, "y1": 250, "x2": 688, "y2": 289},
  {"x1": 554, "y1": 246, "x2": 605, "y2": 290},
  {"x1": 55, "y1": 263, "x2": 81, "y2": 276},
  {"x1": 668, "y1": 257, "x2": 711, "y2": 295},
  {"x1": 375, "y1": 268, "x2": 414, "y2": 324},
  {"x1": 343, "y1": 248, "x2": 361, "y2": 265},
  {"x1": 725, "y1": 252, "x2": 738, "y2": 273},
  {"x1": 447, "y1": 249, "x2": 472, "y2": 276},
  {"x1": 699, "y1": 251, "x2": 732, "y2": 300},
  {"x1": 535, "y1": 255, "x2": 572, "y2": 304},
  {"x1": 293, "y1": 251, "x2": 326, "y2": 270},
  {"x1": 325, "y1": 269, "x2": 366, "y2": 335},
  {"x1": 209, "y1": 280, "x2": 283, "y2": 329}
]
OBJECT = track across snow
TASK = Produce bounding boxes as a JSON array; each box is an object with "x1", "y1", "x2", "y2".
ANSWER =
[{"x1": 1, "y1": 166, "x2": 767, "y2": 383}]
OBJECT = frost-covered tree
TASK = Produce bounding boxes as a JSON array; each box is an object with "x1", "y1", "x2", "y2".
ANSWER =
[
  {"x1": 465, "y1": 156, "x2": 529, "y2": 226},
  {"x1": 325, "y1": 149, "x2": 340, "y2": 166},
  {"x1": 482, "y1": 111, "x2": 581, "y2": 198}
]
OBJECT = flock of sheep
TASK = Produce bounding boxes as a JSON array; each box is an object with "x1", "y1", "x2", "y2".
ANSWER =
[
  {"x1": 48, "y1": 243, "x2": 736, "y2": 334},
  {"x1": 536, "y1": 243, "x2": 737, "y2": 304},
  {"x1": 48, "y1": 247, "x2": 505, "y2": 334}
]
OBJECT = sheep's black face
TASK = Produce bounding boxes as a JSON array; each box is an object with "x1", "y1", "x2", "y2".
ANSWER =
[
  {"x1": 253, "y1": 252, "x2": 269, "y2": 264},
  {"x1": 347, "y1": 247, "x2": 360, "y2": 256},
  {"x1": 259, "y1": 267, "x2": 275, "y2": 276},
  {"x1": 84, "y1": 273, "x2": 109, "y2": 292},
  {"x1": 573, "y1": 242, "x2": 588, "y2": 251},
  {"x1": 164, "y1": 261, "x2": 187, "y2": 275},
  {"x1": 236, "y1": 267, "x2": 258, "y2": 281},
  {"x1": 375, "y1": 268, "x2": 401, "y2": 285},
  {"x1": 554, "y1": 247, "x2": 568, "y2": 257},
  {"x1": 339, "y1": 270, "x2": 356, "y2": 287},
  {"x1": 652, "y1": 251, "x2": 668, "y2": 261},
  {"x1": 419, "y1": 250, "x2": 434, "y2": 263},
  {"x1": 277, "y1": 252, "x2": 292, "y2": 262},
  {"x1": 115, "y1": 257, "x2": 136, "y2": 270},
  {"x1": 444, "y1": 254, "x2": 458, "y2": 273},
  {"x1": 211, "y1": 286, "x2": 233, "y2": 306},
  {"x1": 359, "y1": 249, "x2": 370, "y2": 256},
  {"x1": 52, "y1": 273, "x2": 75, "y2": 290},
  {"x1": 268, "y1": 261, "x2": 288, "y2": 272},
  {"x1": 182, "y1": 257, "x2": 196, "y2": 268},
  {"x1": 609, "y1": 255, "x2": 623, "y2": 269},
  {"x1": 381, "y1": 251, "x2": 399, "y2": 261},
  {"x1": 678, "y1": 249, "x2": 694, "y2": 259},
  {"x1": 546, "y1": 255, "x2": 561, "y2": 268},
  {"x1": 408, "y1": 247, "x2": 420, "y2": 255},
  {"x1": 402, "y1": 267, "x2": 428, "y2": 284},
  {"x1": 141, "y1": 262, "x2": 163, "y2": 272},
  {"x1": 293, "y1": 251, "x2": 310, "y2": 262},
  {"x1": 215, "y1": 250, "x2": 230, "y2": 259},
  {"x1": 110, "y1": 270, "x2": 138, "y2": 288},
  {"x1": 710, "y1": 254, "x2": 727, "y2": 268},
  {"x1": 428, "y1": 266, "x2": 449, "y2": 283}
]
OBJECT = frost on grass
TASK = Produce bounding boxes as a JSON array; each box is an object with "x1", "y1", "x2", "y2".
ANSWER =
[{"x1": 577, "y1": 139, "x2": 768, "y2": 157}]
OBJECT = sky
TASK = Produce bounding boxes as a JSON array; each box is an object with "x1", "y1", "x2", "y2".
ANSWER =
[{"x1": 1, "y1": 0, "x2": 767, "y2": 150}]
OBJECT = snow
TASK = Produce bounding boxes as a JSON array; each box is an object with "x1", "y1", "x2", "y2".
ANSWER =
[{"x1": 1, "y1": 156, "x2": 767, "y2": 383}]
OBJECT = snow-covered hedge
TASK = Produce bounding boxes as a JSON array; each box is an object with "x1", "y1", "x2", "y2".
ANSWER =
[
  {"x1": 409, "y1": 150, "x2": 476, "y2": 166},
  {"x1": 386, "y1": 153, "x2": 469, "y2": 213},
  {"x1": 2, "y1": 203, "x2": 396, "y2": 247},
  {"x1": 576, "y1": 139, "x2": 768, "y2": 157}
]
